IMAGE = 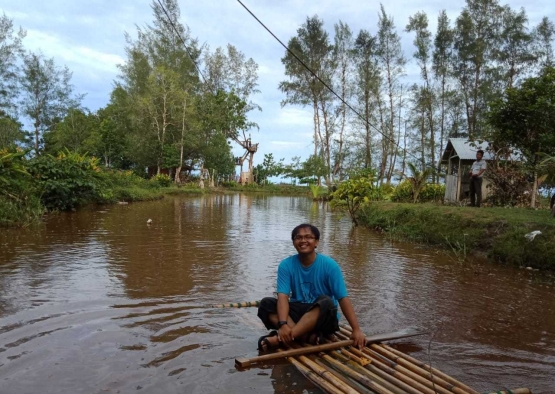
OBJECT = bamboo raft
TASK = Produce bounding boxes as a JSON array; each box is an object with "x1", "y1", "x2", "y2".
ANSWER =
[{"x1": 235, "y1": 324, "x2": 532, "y2": 394}]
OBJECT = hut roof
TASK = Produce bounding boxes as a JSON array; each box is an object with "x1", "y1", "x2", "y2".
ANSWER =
[
  {"x1": 441, "y1": 138, "x2": 494, "y2": 162},
  {"x1": 441, "y1": 138, "x2": 522, "y2": 163}
]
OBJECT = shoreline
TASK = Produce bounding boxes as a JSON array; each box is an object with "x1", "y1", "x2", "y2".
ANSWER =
[{"x1": 357, "y1": 202, "x2": 555, "y2": 271}]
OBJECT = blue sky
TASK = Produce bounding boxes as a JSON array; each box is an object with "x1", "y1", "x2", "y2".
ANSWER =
[{"x1": 3, "y1": 0, "x2": 554, "y2": 165}]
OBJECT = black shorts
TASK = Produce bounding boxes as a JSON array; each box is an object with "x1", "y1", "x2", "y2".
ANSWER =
[{"x1": 257, "y1": 295, "x2": 339, "y2": 334}]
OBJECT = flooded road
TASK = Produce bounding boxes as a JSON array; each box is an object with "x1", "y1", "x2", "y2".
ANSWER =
[{"x1": 0, "y1": 194, "x2": 554, "y2": 394}]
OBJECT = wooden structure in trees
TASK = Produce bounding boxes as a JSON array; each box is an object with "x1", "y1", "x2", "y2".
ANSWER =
[
  {"x1": 441, "y1": 139, "x2": 494, "y2": 203},
  {"x1": 234, "y1": 134, "x2": 258, "y2": 185}
]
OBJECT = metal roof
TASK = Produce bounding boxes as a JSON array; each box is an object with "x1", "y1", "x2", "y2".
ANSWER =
[
  {"x1": 441, "y1": 138, "x2": 522, "y2": 162},
  {"x1": 441, "y1": 138, "x2": 493, "y2": 161}
]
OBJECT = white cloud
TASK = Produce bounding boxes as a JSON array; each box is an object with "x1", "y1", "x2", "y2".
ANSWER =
[
  {"x1": 275, "y1": 107, "x2": 313, "y2": 127},
  {"x1": 25, "y1": 30, "x2": 124, "y2": 74}
]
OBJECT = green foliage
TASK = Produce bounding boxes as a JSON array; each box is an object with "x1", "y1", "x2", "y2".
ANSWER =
[
  {"x1": 331, "y1": 171, "x2": 382, "y2": 225},
  {"x1": 399, "y1": 162, "x2": 435, "y2": 203},
  {"x1": 27, "y1": 150, "x2": 101, "y2": 211},
  {"x1": 151, "y1": 173, "x2": 172, "y2": 187},
  {"x1": 392, "y1": 180, "x2": 445, "y2": 203}
]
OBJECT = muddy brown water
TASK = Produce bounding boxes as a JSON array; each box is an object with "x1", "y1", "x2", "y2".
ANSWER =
[{"x1": 0, "y1": 194, "x2": 554, "y2": 394}]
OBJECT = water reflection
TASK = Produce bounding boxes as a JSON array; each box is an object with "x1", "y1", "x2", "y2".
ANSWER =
[{"x1": 0, "y1": 194, "x2": 554, "y2": 394}]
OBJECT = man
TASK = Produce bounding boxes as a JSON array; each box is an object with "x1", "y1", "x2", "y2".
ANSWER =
[
  {"x1": 468, "y1": 150, "x2": 487, "y2": 207},
  {"x1": 257, "y1": 223, "x2": 366, "y2": 351}
]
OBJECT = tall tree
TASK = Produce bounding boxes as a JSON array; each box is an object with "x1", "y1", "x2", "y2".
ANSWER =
[
  {"x1": 332, "y1": 21, "x2": 354, "y2": 180},
  {"x1": 453, "y1": 0, "x2": 503, "y2": 139},
  {"x1": 376, "y1": 4, "x2": 406, "y2": 183},
  {"x1": 432, "y1": 10, "x2": 455, "y2": 175},
  {"x1": 19, "y1": 52, "x2": 81, "y2": 155},
  {"x1": 496, "y1": 7, "x2": 535, "y2": 89},
  {"x1": 406, "y1": 11, "x2": 436, "y2": 180},
  {"x1": 44, "y1": 109, "x2": 97, "y2": 153},
  {"x1": 533, "y1": 17, "x2": 555, "y2": 69},
  {"x1": 352, "y1": 30, "x2": 381, "y2": 170},
  {"x1": 0, "y1": 14, "x2": 25, "y2": 115},
  {"x1": 280, "y1": 15, "x2": 333, "y2": 158}
]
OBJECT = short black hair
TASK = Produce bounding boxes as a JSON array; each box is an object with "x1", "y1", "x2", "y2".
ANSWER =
[
  {"x1": 291, "y1": 223, "x2": 320, "y2": 240},
  {"x1": 477, "y1": 149, "x2": 484, "y2": 155}
]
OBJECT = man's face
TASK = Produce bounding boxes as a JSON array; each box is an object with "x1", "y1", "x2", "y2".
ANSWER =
[
  {"x1": 476, "y1": 152, "x2": 483, "y2": 161},
  {"x1": 293, "y1": 227, "x2": 319, "y2": 255}
]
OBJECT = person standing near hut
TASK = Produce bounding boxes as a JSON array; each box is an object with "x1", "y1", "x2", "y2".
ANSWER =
[
  {"x1": 257, "y1": 224, "x2": 366, "y2": 351},
  {"x1": 468, "y1": 150, "x2": 487, "y2": 207}
]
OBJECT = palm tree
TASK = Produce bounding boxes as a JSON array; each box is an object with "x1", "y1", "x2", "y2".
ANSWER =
[{"x1": 403, "y1": 162, "x2": 434, "y2": 203}]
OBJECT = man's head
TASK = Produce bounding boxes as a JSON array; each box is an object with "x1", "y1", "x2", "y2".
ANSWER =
[
  {"x1": 291, "y1": 224, "x2": 320, "y2": 255},
  {"x1": 476, "y1": 150, "x2": 484, "y2": 160}
]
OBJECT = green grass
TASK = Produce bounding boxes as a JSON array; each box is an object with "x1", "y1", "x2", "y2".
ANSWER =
[
  {"x1": 223, "y1": 184, "x2": 311, "y2": 195},
  {"x1": 358, "y1": 202, "x2": 555, "y2": 270}
]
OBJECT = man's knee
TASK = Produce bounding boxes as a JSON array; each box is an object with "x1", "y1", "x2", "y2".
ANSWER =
[
  {"x1": 258, "y1": 297, "x2": 277, "y2": 315},
  {"x1": 315, "y1": 295, "x2": 335, "y2": 311}
]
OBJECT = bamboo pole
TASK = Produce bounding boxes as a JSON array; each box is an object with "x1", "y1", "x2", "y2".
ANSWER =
[
  {"x1": 287, "y1": 355, "x2": 346, "y2": 394},
  {"x1": 318, "y1": 350, "x2": 396, "y2": 394},
  {"x1": 328, "y1": 336, "x2": 423, "y2": 394},
  {"x1": 484, "y1": 390, "x2": 531, "y2": 394},
  {"x1": 236, "y1": 328, "x2": 427, "y2": 367},
  {"x1": 210, "y1": 300, "x2": 260, "y2": 308},
  {"x1": 339, "y1": 326, "x2": 469, "y2": 394},
  {"x1": 290, "y1": 352, "x2": 360, "y2": 394},
  {"x1": 314, "y1": 357, "x2": 374, "y2": 394},
  {"x1": 286, "y1": 343, "x2": 360, "y2": 394},
  {"x1": 335, "y1": 330, "x2": 438, "y2": 394},
  {"x1": 370, "y1": 344, "x2": 470, "y2": 394},
  {"x1": 380, "y1": 344, "x2": 479, "y2": 394}
]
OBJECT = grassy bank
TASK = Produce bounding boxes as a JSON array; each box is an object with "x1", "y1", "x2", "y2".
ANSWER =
[
  {"x1": 225, "y1": 184, "x2": 310, "y2": 195},
  {"x1": 358, "y1": 202, "x2": 555, "y2": 270}
]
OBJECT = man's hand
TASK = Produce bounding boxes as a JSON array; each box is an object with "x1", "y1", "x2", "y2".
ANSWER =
[
  {"x1": 350, "y1": 328, "x2": 366, "y2": 349},
  {"x1": 278, "y1": 324, "x2": 294, "y2": 345}
]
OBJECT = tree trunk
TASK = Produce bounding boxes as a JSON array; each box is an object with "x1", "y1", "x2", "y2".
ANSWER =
[{"x1": 531, "y1": 170, "x2": 538, "y2": 208}]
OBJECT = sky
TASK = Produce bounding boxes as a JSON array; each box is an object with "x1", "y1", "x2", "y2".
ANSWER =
[{"x1": 3, "y1": 0, "x2": 554, "y2": 166}]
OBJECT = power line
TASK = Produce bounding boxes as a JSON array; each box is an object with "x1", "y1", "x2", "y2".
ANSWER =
[
  {"x1": 155, "y1": 0, "x2": 207, "y2": 83},
  {"x1": 235, "y1": 0, "x2": 424, "y2": 167}
]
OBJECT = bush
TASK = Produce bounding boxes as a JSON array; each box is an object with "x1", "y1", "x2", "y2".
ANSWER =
[
  {"x1": 392, "y1": 181, "x2": 445, "y2": 203},
  {"x1": 27, "y1": 151, "x2": 101, "y2": 211},
  {"x1": 220, "y1": 180, "x2": 239, "y2": 188},
  {"x1": 151, "y1": 173, "x2": 173, "y2": 187}
]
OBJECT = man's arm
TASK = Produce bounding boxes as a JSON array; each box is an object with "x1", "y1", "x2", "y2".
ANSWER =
[{"x1": 338, "y1": 297, "x2": 365, "y2": 349}]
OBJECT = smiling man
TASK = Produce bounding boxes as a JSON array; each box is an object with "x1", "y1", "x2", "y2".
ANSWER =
[{"x1": 256, "y1": 223, "x2": 365, "y2": 351}]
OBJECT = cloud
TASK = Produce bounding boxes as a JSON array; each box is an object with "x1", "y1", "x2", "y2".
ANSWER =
[
  {"x1": 275, "y1": 107, "x2": 313, "y2": 127},
  {"x1": 25, "y1": 30, "x2": 124, "y2": 74}
]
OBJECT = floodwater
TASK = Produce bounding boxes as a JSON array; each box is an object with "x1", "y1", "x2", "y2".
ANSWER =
[{"x1": 0, "y1": 194, "x2": 554, "y2": 394}]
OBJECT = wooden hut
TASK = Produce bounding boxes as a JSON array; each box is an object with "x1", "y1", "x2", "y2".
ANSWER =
[{"x1": 441, "y1": 138, "x2": 494, "y2": 203}]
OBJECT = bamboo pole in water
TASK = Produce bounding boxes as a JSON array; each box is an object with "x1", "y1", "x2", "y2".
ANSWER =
[
  {"x1": 335, "y1": 330, "x2": 438, "y2": 394},
  {"x1": 286, "y1": 355, "x2": 346, "y2": 394},
  {"x1": 328, "y1": 335, "x2": 423, "y2": 394},
  {"x1": 317, "y1": 351, "x2": 396, "y2": 394},
  {"x1": 339, "y1": 326, "x2": 471, "y2": 394},
  {"x1": 380, "y1": 344, "x2": 479, "y2": 394},
  {"x1": 369, "y1": 344, "x2": 470, "y2": 394},
  {"x1": 209, "y1": 300, "x2": 260, "y2": 308},
  {"x1": 284, "y1": 342, "x2": 361, "y2": 394}
]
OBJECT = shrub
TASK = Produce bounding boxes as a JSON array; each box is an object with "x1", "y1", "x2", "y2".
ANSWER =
[
  {"x1": 220, "y1": 180, "x2": 239, "y2": 188},
  {"x1": 392, "y1": 181, "x2": 445, "y2": 203},
  {"x1": 28, "y1": 150, "x2": 101, "y2": 211},
  {"x1": 151, "y1": 173, "x2": 173, "y2": 187}
]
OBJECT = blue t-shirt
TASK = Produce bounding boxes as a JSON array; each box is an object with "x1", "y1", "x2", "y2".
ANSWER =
[{"x1": 277, "y1": 253, "x2": 348, "y2": 306}]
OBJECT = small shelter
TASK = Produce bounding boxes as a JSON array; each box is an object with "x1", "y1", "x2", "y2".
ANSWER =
[{"x1": 441, "y1": 138, "x2": 494, "y2": 203}]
